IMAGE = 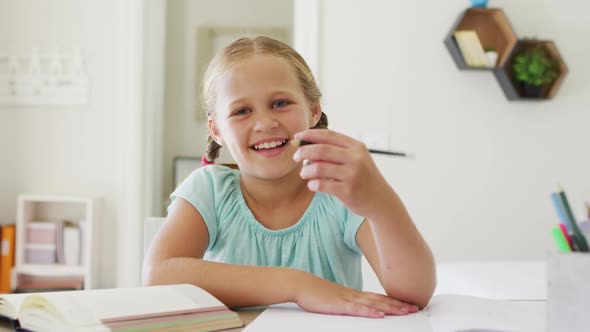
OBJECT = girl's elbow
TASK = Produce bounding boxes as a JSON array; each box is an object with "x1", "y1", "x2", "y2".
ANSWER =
[
  {"x1": 384, "y1": 285, "x2": 434, "y2": 309},
  {"x1": 141, "y1": 264, "x2": 157, "y2": 286},
  {"x1": 141, "y1": 261, "x2": 167, "y2": 286},
  {"x1": 383, "y1": 275, "x2": 436, "y2": 309}
]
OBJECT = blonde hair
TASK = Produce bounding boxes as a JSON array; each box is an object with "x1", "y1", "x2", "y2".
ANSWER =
[{"x1": 202, "y1": 36, "x2": 328, "y2": 162}]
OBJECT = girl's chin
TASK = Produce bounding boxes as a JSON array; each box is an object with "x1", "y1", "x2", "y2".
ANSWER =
[{"x1": 246, "y1": 162, "x2": 300, "y2": 179}]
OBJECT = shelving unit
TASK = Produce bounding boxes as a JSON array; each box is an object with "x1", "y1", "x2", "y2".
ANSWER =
[
  {"x1": 444, "y1": 8, "x2": 517, "y2": 70},
  {"x1": 494, "y1": 39, "x2": 568, "y2": 100},
  {"x1": 445, "y1": 7, "x2": 568, "y2": 100},
  {"x1": 14, "y1": 195, "x2": 101, "y2": 291}
]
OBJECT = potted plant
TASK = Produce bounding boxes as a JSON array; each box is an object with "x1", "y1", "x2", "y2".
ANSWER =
[{"x1": 512, "y1": 46, "x2": 559, "y2": 98}]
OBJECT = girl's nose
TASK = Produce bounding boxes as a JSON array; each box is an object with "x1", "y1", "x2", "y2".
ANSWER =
[{"x1": 253, "y1": 112, "x2": 279, "y2": 132}]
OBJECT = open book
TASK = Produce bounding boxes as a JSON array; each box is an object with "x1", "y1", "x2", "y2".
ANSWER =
[
  {"x1": 243, "y1": 294, "x2": 545, "y2": 332},
  {"x1": 0, "y1": 284, "x2": 243, "y2": 332}
]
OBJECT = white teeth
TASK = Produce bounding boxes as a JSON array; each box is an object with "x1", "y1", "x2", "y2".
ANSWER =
[{"x1": 253, "y1": 140, "x2": 286, "y2": 150}]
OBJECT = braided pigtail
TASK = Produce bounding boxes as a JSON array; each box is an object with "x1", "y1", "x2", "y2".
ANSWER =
[
  {"x1": 205, "y1": 134, "x2": 222, "y2": 162},
  {"x1": 312, "y1": 111, "x2": 329, "y2": 129}
]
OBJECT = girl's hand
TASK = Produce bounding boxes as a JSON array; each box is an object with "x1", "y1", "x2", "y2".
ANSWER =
[
  {"x1": 294, "y1": 271, "x2": 419, "y2": 318},
  {"x1": 293, "y1": 129, "x2": 394, "y2": 219}
]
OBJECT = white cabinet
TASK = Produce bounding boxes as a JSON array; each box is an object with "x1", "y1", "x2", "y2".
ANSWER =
[{"x1": 15, "y1": 195, "x2": 100, "y2": 290}]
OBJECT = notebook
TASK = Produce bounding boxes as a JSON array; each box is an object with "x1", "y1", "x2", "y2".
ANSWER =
[{"x1": 0, "y1": 284, "x2": 243, "y2": 332}]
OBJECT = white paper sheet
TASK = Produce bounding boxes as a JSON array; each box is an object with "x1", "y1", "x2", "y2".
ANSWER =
[{"x1": 244, "y1": 295, "x2": 546, "y2": 332}]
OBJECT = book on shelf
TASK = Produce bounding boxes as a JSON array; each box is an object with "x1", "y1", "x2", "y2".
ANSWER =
[
  {"x1": 63, "y1": 223, "x2": 81, "y2": 266},
  {"x1": 0, "y1": 284, "x2": 243, "y2": 332},
  {"x1": 453, "y1": 30, "x2": 490, "y2": 67},
  {"x1": 24, "y1": 243, "x2": 57, "y2": 265},
  {"x1": 0, "y1": 224, "x2": 16, "y2": 294},
  {"x1": 14, "y1": 272, "x2": 84, "y2": 292},
  {"x1": 25, "y1": 221, "x2": 72, "y2": 265}
]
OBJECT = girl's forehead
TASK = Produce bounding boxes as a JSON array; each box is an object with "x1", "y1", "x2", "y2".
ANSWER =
[{"x1": 216, "y1": 55, "x2": 301, "y2": 99}]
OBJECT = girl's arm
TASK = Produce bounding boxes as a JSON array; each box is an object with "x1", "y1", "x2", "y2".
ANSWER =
[
  {"x1": 142, "y1": 198, "x2": 418, "y2": 317},
  {"x1": 293, "y1": 129, "x2": 436, "y2": 308},
  {"x1": 355, "y1": 193, "x2": 436, "y2": 308}
]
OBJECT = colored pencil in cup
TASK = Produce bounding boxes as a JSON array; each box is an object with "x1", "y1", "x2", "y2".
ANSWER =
[
  {"x1": 551, "y1": 225, "x2": 573, "y2": 252},
  {"x1": 557, "y1": 185, "x2": 589, "y2": 252}
]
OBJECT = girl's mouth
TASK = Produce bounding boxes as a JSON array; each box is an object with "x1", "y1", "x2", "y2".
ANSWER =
[
  {"x1": 250, "y1": 139, "x2": 288, "y2": 150},
  {"x1": 250, "y1": 139, "x2": 290, "y2": 157}
]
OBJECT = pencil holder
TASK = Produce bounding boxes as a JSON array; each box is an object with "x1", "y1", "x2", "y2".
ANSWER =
[{"x1": 548, "y1": 253, "x2": 590, "y2": 332}]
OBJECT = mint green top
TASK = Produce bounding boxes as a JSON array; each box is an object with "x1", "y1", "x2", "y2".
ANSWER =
[{"x1": 169, "y1": 165, "x2": 366, "y2": 290}]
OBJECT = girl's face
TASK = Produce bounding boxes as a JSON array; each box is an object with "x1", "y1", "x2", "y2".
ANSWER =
[{"x1": 209, "y1": 54, "x2": 321, "y2": 180}]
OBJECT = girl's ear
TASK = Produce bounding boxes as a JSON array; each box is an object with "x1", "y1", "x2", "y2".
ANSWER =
[
  {"x1": 207, "y1": 115, "x2": 224, "y2": 146},
  {"x1": 310, "y1": 103, "x2": 322, "y2": 127}
]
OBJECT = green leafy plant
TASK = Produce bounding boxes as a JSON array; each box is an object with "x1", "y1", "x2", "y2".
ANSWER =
[{"x1": 513, "y1": 46, "x2": 559, "y2": 86}]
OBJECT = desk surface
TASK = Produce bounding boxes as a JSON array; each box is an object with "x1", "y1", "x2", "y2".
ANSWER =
[
  {"x1": 231, "y1": 309, "x2": 264, "y2": 331},
  {"x1": 0, "y1": 261, "x2": 546, "y2": 332},
  {"x1": 239, "y1": 260, "x2": 547, "y2": 331}
]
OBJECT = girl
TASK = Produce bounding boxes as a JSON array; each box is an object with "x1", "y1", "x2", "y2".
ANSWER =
[{"x1": 142, "y1": 36, "x2": 435, "y2": 318}]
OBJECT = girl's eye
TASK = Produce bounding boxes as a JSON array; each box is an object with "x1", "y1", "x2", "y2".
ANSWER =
[
  {"x1": 234, "y1": 108, "x2": 250, "y2": 116},
  {"x1": 272, "y1": 100, "x2": 289, "y2": 109}
]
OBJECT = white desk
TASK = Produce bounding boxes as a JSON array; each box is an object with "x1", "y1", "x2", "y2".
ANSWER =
[
  {"x1": 363, "y1": 259, "x2": 546, "y2": 301},
  {"x1": 434, "y1": 260, "x2": 546, "y2": 300}
]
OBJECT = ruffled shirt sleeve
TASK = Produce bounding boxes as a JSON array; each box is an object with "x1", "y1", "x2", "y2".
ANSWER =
[
  {"x1": 328, "y1": 196, "x2": 366, "y2": 254},
  {"x1": 168, "y1": 165, "x2": 238, "y2": 250}
]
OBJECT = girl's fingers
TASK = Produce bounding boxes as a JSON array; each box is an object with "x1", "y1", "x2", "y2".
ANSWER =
[
  {"x1": 375, "y1": 294, "x2": 420, "y2": 313},
  {"x1": 364, "y1": 298, "x2": 415, "y2": 316},
  {"x1": 293, "y1": 143, "x2": 351, "y2": 164},
  {"x1": 306, "y1": 178, "x2": 345, "y2": 196},
  {"x1": 358, "y1": 293, "x2": 420, "y2": 316},
  {"x1": 300, "y1": 161, "x2": 349, "y2": 182},
  {"x1": 341, "y1": 302, "x2": 385, "y2": 318}
]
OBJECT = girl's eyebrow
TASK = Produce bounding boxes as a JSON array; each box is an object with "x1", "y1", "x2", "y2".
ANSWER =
[
  {"x1": 228, "y1": 97, "x2": 249, "y2": 108},
  {"x1": 228, "y1": 90, "x2": 297, "y2": 107},
  {"x1": 270, "y1": 89, "x2": 296, "y2": 97}
]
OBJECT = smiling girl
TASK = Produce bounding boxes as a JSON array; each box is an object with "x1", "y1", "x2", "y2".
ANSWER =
[{"x1": 142, "y1": 36, "x2": 435, "y2": 318}]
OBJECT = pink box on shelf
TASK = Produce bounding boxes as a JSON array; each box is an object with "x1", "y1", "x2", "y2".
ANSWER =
[
  {"x1": 26, "y1": 222, "x2": 58, "y2": 245},
  {"x1": 25, "y1": 244, "x2": 57, "y2": 264}
]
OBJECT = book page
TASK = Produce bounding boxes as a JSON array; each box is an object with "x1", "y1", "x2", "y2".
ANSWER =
[
  {"x1": 43, "y1": 284, "x2": 225, "y2": 322},
  {"x1": 0, "y1": 293, "x2": 29, "y2": 319},
  {"x1": 20, "y1": 294, "x2": 103, "y2": 328}
]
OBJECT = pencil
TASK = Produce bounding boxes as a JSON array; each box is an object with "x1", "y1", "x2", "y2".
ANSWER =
[
  {"x1": 551, "y1": 225, "x2": 573, "y2": 252},
  {"x1": 292, "y1": 140, "x2": 415, "y2": 158},
  {"x1": 557, "y1": 185, "x2": 589, "y2": 252}
]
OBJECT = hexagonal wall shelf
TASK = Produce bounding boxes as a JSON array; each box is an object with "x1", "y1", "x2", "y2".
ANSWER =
[
  {"x1": 493, "y1": 39, "x2": 568, "y2": 100},
  {"x1": 444, "y1": 8, "x2": 517, "y2": 70}
]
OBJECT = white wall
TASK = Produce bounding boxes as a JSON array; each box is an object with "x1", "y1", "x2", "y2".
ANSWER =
[
  {"x1": 312, "y1": 0, "x2": 590, "y2": 261},
  {"x1": 2, "y1": 0, "x2": 588, "y2": 291},
  {"x1": 0, "y1": 0, "x2": 146, "y2": 288},
  {"x1": 162, "y1": 0, "x2": 294, "y2": 213}
]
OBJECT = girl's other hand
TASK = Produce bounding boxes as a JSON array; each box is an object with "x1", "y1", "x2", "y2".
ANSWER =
[
  {"x1": 294, "y1": 271, "x2": 419, "y2": 317},
  {"x1": 293, "y1": 129, "x2": 394, "y2": 219}
]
